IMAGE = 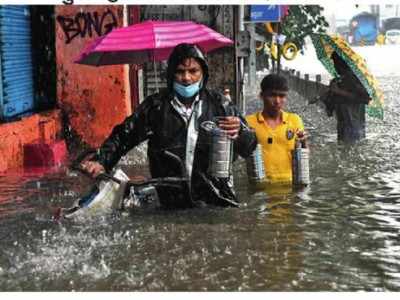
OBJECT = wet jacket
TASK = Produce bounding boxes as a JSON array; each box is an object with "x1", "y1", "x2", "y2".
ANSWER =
[{"x1": 95, "y1": 88, "x2": 257, "y2": 209}]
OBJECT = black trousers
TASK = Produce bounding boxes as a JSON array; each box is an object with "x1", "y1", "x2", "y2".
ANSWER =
[{"x1": 335, "y1": 102, "x2": 366, "y2": 143}]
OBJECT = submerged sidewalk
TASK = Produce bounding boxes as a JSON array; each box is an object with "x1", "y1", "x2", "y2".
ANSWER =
[{"x1": 0, "y1": 109, "x2": 64, "y2": 172}]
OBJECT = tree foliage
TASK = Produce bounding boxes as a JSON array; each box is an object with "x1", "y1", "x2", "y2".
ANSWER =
[
  {"x1": 255, "y1": 6, "x2": 329, "y2": 50},
  {"x1": 255, "y1": 5, "x2": 329, "y2": 69},
  {"x1": 281, "y1": 5, "x2": 329, "y2": 51}
]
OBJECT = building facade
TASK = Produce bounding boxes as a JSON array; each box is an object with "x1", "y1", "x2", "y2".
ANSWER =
[{"x1": 0, "y1": 5, "x2": 238, "y2": 172}]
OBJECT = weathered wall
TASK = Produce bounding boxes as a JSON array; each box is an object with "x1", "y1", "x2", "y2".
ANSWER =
[
  {"x1": 55, "y1": 5, "x2": 131, "y2": 148},
  {"x1": 192, "y1": 6, "x2": 236, "y2": 96},
  {"x1": 282, "y1": 68, "x2": 329, "y2": 101}
]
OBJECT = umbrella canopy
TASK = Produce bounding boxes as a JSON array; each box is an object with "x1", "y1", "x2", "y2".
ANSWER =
[
  {"x1": 75, "y1": 20, "x2": 234, "y2": 66},
  {"x1": 310, "y1": 33, "x2": 384, "y2": 119}
]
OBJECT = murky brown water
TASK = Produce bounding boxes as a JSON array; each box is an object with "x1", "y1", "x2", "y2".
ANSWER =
[{"x1": 1, "y1": 76, "x2": 399, "y2": 291}]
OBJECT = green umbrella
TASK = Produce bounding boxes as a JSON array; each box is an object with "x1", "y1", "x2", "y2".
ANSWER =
[{"x1": 310, "y1": 33, "x2": 384, "y2": 119}]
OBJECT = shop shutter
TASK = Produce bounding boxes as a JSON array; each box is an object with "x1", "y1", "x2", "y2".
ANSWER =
[{"x1": 0, "y1": 6, "x2": 34, "y2": 121}]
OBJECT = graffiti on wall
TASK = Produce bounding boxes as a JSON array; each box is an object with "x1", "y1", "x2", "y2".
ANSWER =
[{"x1": 57, "y1": 9, "x2": 118, "y2": 44}]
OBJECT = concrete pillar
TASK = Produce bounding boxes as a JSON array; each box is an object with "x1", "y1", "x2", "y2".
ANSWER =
[
  {"x1": 304, "y1": 74, "x2": 311, "y2": 99},
  {"x1": 246, "y1": 22, "x2": 257, "y2": 92},
  {"x1": 236, "y1": 5, "x2": 246, "y2": 114}
]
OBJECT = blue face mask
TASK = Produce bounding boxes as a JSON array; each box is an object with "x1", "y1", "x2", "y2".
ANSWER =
[{"x1": 173, "y1": 80, "x2": 202, "y2": 98}]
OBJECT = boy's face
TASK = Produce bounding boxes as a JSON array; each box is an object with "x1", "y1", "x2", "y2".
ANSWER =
[{"x1": 261, "y1": 89, "x2": 288, "y2": 115}]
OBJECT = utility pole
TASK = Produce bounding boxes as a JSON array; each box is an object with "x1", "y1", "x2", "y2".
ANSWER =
[
  {"x1": 235, "y1": 5, "x2": 246, "y2": 114},
  {"x1": 277, "y1": 22, "x2": 281, "y2": 74},
  {"x1": 246, "y1": 22, "x2": 257, "y2": 91}
]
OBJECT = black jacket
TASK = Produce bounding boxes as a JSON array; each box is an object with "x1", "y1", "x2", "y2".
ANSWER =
[{"x1": 95, "y1": 88, "x2": 257, "y2": 208}]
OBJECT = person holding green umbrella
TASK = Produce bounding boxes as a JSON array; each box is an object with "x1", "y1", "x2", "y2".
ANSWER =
[
  {"x1": 323, "y1": 52, "x2": 371, "y2": 142},
  {"x1": 311, "y1": 33, "x2": 384, "y2": 143}
]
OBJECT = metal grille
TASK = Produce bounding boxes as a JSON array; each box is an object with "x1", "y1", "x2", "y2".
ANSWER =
[
  {"x1": 0, "y1": 5, "x2": 34, "y2": 121},
  {"x1": 141, "y1": 5, "x2": 184, "y2": 98}
]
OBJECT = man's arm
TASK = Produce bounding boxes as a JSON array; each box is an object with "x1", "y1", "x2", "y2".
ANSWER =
[
  {"x1": 208, "y1": 90, "x2": 257, "y2": 159},
  {"x1": 217, "y1": 102, "x2": 257, "y2": 158},
  {"x1": 82, "y1": 97, "x2": 156, "y2": 176},
  {"x1": 330, "y1": 79, "x2": 371, "y2": 104},
  {"x1": 233, "y1": 114, "x2": 258, "y2": 158},
  {"x1": 216, "y1": 115, "x2": 257, "y2": 159}
]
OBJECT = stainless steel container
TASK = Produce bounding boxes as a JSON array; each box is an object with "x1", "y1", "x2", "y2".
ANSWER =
[
  {"x1": 246, "y1": 144, "x2": 266, "y2": 183},
  {"x1": 292, "y1": 147, "x2": 310, "y2": 186},
  {"x1": 200, "y1": 120, "x2": 232, "y2": 178}
]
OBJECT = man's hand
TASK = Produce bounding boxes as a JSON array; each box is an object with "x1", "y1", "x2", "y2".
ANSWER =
[
  {"x1": 329, "y1": 81, "x2": 342, "y2": 94},
  {"x1": 80, "y1": 161, "x2": 105, "y2": 178},
  {"x1": 217, "y1": 116, "x2": 241, "y2": 139},
  {"x1": 329, "y1": 80, "x2": 339, "y2": 89},
  {"x1": 329, "y1": 81, "x2": 354, "y2": 99}
]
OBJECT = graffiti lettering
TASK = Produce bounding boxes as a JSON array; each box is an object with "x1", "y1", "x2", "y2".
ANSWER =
[{"x1": 57, "y1": 9, "x2": 118, "y2": 44}]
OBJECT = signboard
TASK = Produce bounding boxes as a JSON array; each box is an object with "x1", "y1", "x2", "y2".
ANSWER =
[{"x1": 250, "y1": 5, "x2": 281, "y2": 23}]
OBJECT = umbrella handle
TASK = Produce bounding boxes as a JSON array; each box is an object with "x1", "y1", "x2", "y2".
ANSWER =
[{"x1": 153, "y1": 59, "x2": 159, "y2": 93}]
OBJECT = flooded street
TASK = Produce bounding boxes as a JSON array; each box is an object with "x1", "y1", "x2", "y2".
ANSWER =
[{"x1": 1, "y1": 74, "x2": 400, "y2": 291}]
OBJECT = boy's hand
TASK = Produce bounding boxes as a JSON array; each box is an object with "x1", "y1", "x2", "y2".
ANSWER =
[{"x1": 296, "y1": 130, "x2": 309, "y2": 147}]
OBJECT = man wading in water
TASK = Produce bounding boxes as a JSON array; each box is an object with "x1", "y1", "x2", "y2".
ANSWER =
[{"x1": 81, "y1": 43, "x2": 257, "y2": 209}]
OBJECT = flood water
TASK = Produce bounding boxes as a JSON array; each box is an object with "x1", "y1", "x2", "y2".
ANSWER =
[{"x1": 1, "y1": 76, "x2": 400, "y2": 291}]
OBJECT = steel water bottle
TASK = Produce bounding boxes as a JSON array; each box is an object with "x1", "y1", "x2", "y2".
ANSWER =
[
  {"x1": 246, "y1": 143, "x2": 266, "y2": 183},
  {"x1": 292, "y1": 138, "x2": 310, "y2": 186},
  {"x1": 200, "y1": 120, "x2": 232, "y2": 178}
]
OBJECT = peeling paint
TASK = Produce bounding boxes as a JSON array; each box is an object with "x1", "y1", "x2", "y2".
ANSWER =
[{"x1": 55, "y1": 5, "x2": 131, "y2": 148}]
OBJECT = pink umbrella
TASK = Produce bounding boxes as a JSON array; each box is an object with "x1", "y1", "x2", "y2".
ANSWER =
[{"x1": 75, "y1": 20, "x2": 234, "y2": 66}]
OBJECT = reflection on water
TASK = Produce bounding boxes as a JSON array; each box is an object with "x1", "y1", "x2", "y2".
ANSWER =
[{"x1": 1, "y1": 76, "x2": 400, "y2": 291}]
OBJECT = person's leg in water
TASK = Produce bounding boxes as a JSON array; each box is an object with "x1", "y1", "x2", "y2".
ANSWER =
[{"x1": 335, "y1": 102, "x2": 366, "y2": 143}]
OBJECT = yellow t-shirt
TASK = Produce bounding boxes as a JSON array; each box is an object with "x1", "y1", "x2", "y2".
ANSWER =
[{"x1": 245, "y1": 111, "x2": 304, "y2": 184}]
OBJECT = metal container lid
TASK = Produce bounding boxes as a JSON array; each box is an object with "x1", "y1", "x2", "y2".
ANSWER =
[
  {"x1": 200, "y1": 120, "x2": 228, "y2": 136},
  {"x1": 200, "y1": 120, "x2": 218, "y2": 133}
]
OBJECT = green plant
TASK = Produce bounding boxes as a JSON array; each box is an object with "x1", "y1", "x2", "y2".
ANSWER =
[
  {"x1": 282, "y1": 5, "x2": 329, "y2": 52},
  {"x1": 255, "y1": 5, "x2": 329, "y2": 62}
]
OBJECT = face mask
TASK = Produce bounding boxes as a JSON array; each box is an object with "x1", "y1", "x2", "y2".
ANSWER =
[{"x1": 173, "y1": 80, "x2": 202, "y2": 98}]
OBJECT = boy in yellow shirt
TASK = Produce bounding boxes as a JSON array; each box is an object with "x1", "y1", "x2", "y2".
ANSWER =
[{"x1": 246, "y1": 74, "x2": 306, "y2": 184}]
